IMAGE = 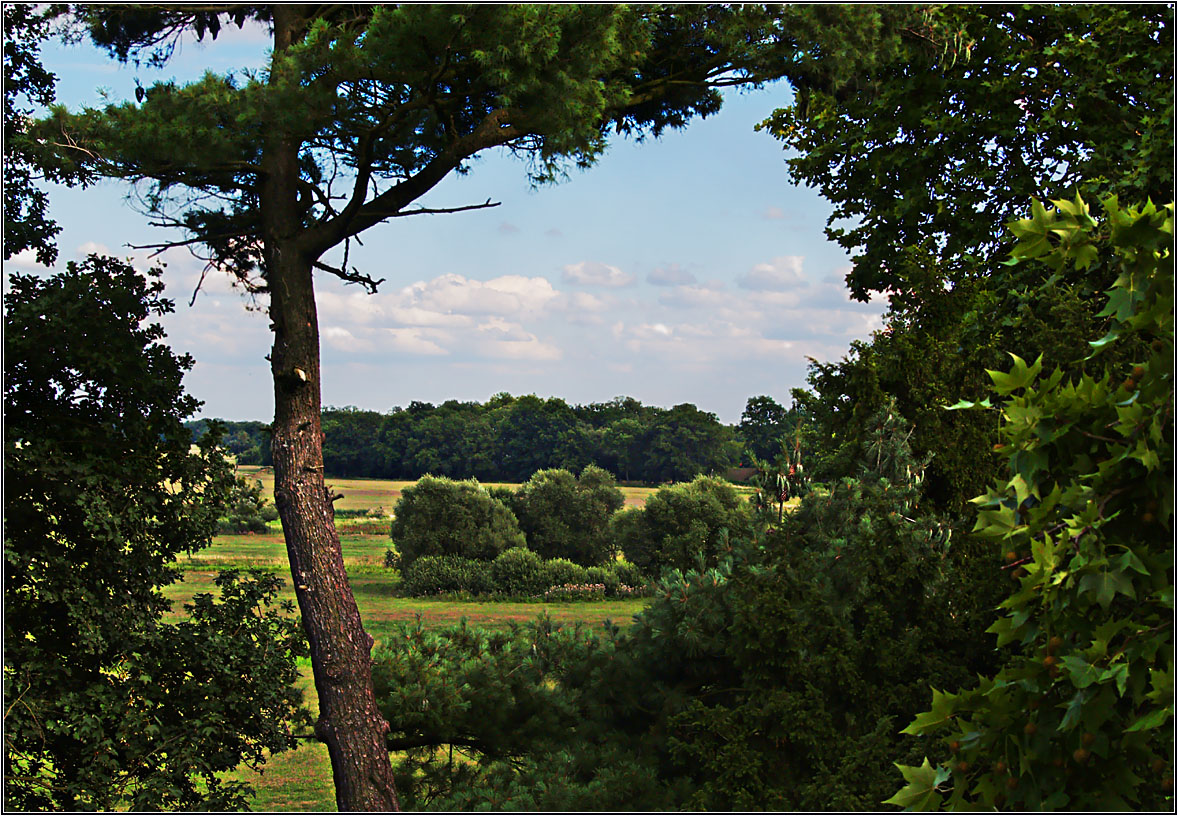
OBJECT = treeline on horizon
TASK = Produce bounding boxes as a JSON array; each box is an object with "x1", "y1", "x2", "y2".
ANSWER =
[{"x1": 186, "y1": 393, "x2": 797, "y2": 485}]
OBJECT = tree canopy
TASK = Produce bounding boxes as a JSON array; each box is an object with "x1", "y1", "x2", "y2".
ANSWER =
[
  {"x1": 890, "y1": 196, "x2": 1173, "y2": 811},
  {"x1": 39, "y1": 4, "x2": 906, "y2": 292},
  {"x1": 3, "y1": 4, "x2": 64, "y2": 263},
  {"x1": 768, "y1": 5, "x2": 1173, "y2": 516},
  {"x1": 3, "y1": 255, "x2": 305, "y2": 810}
]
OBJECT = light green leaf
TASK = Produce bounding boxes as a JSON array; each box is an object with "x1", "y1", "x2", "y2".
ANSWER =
[
  {"x1": 884, "y1": 759, "x2": 945, "y2": 811},
  {"x1": 944, "y1": 397, "x2": 992, "y2": 411},
  {"x1": 1060, "y1": 655, "x2": 1101, "y2": 689},
  {"x1": 1125, "y1": 706, "x2": 1171, "y2": 733},
  {"x1": 1100, "y1": 663, "x2": 1129, "y2": 696},
  {"x1": 1059, "y1": 688, "x2": 1092, "y2": 731},
  {"x1": 901, "y1": 688, "x2": 958, "y2": 735}
]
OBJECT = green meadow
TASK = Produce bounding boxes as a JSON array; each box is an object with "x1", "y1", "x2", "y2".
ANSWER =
[{"x1": 168, "y1": 497, "x2": 653, "y2": 812}]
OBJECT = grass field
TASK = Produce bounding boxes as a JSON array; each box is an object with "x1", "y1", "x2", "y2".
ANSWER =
[
  {"x1": 171, "y1": 511, "x2": 651, "y2": 811},
  {"x1": 172, "y1": 470, "x2": 761, "y2": 810},
  {"x1": 233, "y1": 466, "x2": 714, "y2": 512}
]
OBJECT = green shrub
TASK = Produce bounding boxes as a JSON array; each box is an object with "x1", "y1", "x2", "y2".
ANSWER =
[
  {"x1": 401, "y1": 555, "x2": 494, "y2": 597},
  {"x1": 384, "y1": 547, "x2": 401, "y2": 571},
  {"x1": 390, "y1": 476, "x2": 525, "y2": 569},
  {"x1": 512, "y1": 465, "x2": 624, "y2": 565},
  {"x1": 540, "y1": 558, "x2": 588, "y2": 591},
  {"x1": 486, "y1": 485, "x2": 519, "y2": 508},
  {"x1": 612, "y1": 560, "x2": 646, "y2": 591},
  {"x1": 216, "y1": 474, "x2": 276, "y2": 534},
  {"x1": 585, "y1": 565, "x2": 620, "y2": 595},
  {"x1": 614, "y1": 476, "x2": 756, "y2": 576},
  {"x1": 490, "y1": 547, "x2": 545, "y2": 597}
]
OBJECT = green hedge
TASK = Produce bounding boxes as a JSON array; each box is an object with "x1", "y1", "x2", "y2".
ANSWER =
[
  {"x1": 398, "y1": 547, "x2": 649, "y2": 600},
  {"x1": 401, "y1": 555, "x2": 494, "y2": 597}
]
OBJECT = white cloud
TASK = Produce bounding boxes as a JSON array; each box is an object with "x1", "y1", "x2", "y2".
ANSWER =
[
  {"x1": 477, "y1": 321, "x2": 563, "y2": 360},
  {"x1": 5, "y1": 248, "x2": 51, "y2": 272},
  {"x1": 380, "y1": 328, "x2": 450, "y2": 356},
  {"x1": 323, "y1": 326, "x2": 385, "y2": 353},
  {"x1": 659, "y1": 285, "x2": 732, "y2": 309},
  {"x1": 647, "y1": 263, "x2": 697, "y2": 287},
  {"x1": 561, "y1": 261, "x2": 634, "y2": 287},
  {"x1": 75, "y1": 241, "x2": 114, "y2": 258},
  {"x1": 737, "y1": 255, "x2": 806, "y2": 291},
  {"x1": 401, "y1": 273, "x2": 558, "y2": 317}
]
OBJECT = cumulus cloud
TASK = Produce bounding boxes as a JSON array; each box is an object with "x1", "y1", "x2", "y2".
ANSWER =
[
  {"x1": 561, "y1": 261, "x2": 634, "y2": 287},
  {"x1": 737, "y1": 255, "x2": 806, "y2": 291},
  {"x1": 322, "y1": 326, "x2": 374, "y2": 353},
  {"x1": 647, "y1": 263, "x2": 697, "y2": 287},
  {"x1": 76, "y1": 241, "x2": 114, "y2": 258},
  {"x1": 406, "y1": 273, "x2": 558, "y2": 316},
  {"x1": 477, "y1": 319, "x2": 562, "y2": 361},
  {"x1": 5, "y1": 248, "x2": 51, "y2": 272},
  {"x1": 658, "y1": 284, "x2": 732, "y2": 309},
  {"x1": 382, "y1": 328, "x2": 451, "y2": 356}
]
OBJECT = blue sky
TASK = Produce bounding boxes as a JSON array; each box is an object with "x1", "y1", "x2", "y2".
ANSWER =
[{"x1": 10, "y1": 20, "x2": 886, "y2": 424}]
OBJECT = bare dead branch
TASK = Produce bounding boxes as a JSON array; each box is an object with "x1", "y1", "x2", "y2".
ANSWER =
[
  {"x1": 386, "y1": 198, "x2": 500, "y2": 218},
  {"x1": 189, "y1": 264, "x2": 213, "y2": 307},
  {"x1": 312, "y1": 260, "x2": 385, "y2": 294}
]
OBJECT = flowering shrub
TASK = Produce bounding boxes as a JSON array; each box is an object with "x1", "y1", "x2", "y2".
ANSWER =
[
  {"x1": 543, "y1": 583, "x2": 607, "y2": 602},
  {"x1": 614, "y1": 583, "x2": 648, "y2": 598}
]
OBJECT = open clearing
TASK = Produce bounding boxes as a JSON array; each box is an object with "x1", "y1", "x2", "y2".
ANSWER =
[
  {"x1": 167, "y1": 472, "x2": 758, "y2": 810},
  {"x1": 233, "y1": 466, "x2": 733, "y2": 512},
  {"x1": 170, "y1": 519, "x2": 651, "y2": 811}
]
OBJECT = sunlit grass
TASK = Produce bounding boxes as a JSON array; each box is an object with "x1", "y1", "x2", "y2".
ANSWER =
[
  {"x1": 233, "y1": 467, "x2": 677, "y2": 512},
  {"x1": 171, "y1": 473, "x2": 760, "y2": 811}
]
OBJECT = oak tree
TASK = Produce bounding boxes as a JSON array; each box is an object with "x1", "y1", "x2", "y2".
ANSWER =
[{"x1": 3, "y1": 256, "x2": 305, "y2": 810}]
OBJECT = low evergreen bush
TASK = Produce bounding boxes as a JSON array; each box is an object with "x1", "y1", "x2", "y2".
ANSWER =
[
  {"x1": 584, "y1": 565, "x2": 620, "y2": 595},
  {"x1": 612, "y1": 560, "x2": 646, "y2": 591}
]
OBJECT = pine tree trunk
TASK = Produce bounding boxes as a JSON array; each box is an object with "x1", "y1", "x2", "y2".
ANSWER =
[
  {"x1": 262, "y1": 7, "x2": 399, "y2": 811},
  {"x1": 266, "y1": 249, "x2": 400, "y2": 812}
]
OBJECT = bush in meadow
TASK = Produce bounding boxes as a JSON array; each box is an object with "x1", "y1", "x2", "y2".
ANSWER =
[
  {"x1": 613, "y1": 475, "x2": 757, "y2": 576},
  {"x1": 390, "y1": 475, "x2": 524, "y2": 569}
]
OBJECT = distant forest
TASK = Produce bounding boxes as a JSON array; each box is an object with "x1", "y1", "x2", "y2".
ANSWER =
[{"x1": 186, "y1": 394, "x2": 796, "y2": 484}]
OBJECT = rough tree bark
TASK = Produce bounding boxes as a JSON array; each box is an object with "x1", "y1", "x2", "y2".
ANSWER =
[{"x1": 263, "y1": 7, "x2": 400, "y2": 811}]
